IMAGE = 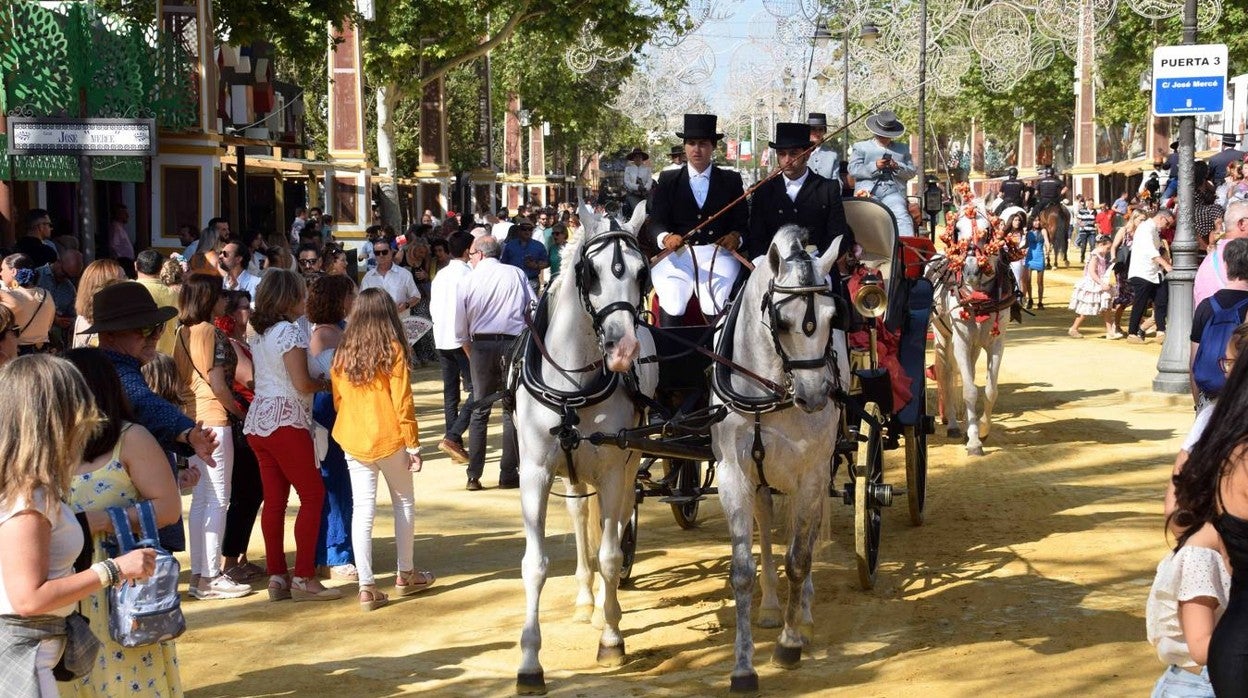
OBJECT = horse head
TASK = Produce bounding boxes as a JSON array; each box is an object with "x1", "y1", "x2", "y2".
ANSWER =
[
  {"x1": 762, "y1": 225, "x2": 842, "y2": 413},
  {"x1": 573, "y1": 205, "x2": 650, "y2": 373}
]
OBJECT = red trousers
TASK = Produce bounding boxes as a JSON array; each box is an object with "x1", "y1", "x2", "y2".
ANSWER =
[{"x1": 247, "y1": 426, "x2": 324, "y2": 578}]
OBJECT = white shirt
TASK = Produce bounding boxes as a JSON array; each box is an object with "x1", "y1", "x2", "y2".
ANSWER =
[
  {"x1": 223, "y1": 268, "x2": 262, "y2": 300},
  {"x1": 244, "y1": 321, "x2": 315, "y2": 437},
  {"x1": 430, "y1": 258, "x2": 471, "y2": 351},
  {"x1": 0, "y1": 489, "x2": 81, "y2": 617},
  {"x1": 783, "y1": 169, "x2": 810, "y2": 202},
  {"x1": 624, "y1": 163, "x2": 653, "y2": 194},
  {"x1": 1128, "y1": 219, "x2": 1165, "y2": 284},
  {"x1": 1146, "y1": 545, "x2": 1231, "y2": 667},
  {"x1": 361, "y1": 265, "x2": 421, "y2": 306},
  {"x1": 492, "y1": 220, "x2": 514, "y2": 239},
  {"x1": 455, "y1": 257, "x2": 535, "y2": 345},
  {"x1": 687, "y1": 163, "x2": 711, "y2": 208}
]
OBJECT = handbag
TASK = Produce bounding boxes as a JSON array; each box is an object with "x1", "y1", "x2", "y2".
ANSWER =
[
  {"x1": 1112, "y1": 238, "x2": 1131, "y2": 272},
  {"x1": 104, "y1": 501, "x2": 185, "y2": 647},
  {"x1": 52, "y1": 611, "x2": 102, "y2": 681}
]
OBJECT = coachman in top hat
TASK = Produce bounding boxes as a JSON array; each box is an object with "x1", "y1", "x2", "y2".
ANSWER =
[
  {"x1": 649, "y1": 113, "x2": 749, "y2": 323},
  {"x1": 747, "y1": 121, "x2": 849, "y2": 259}
]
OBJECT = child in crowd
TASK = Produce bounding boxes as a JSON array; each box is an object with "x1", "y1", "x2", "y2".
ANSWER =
[
  {"x1": 1067, "y1": 235, "x2": 1117, "y2": 339},
  {"x1": 331, "y1": 288, "x2": 435, "y2": 611}
]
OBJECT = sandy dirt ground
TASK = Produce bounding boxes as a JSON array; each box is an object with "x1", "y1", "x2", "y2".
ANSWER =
[{"x1": 176, "y1": 266, "x2": 1193, "y2": 697}]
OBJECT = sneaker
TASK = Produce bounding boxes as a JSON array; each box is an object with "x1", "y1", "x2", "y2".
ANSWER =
[
  {"x1": 466, "y1": 478, "x2": 483, "y2": 491},
  {"x1": 191, "y1": 575, "x2": 254, "y2": 600},
  {"x1": 438, "y1": 438, "x2": 470, "y2": 464},
  {"x1": 330, "y1": 564, "x2": 359, "y2": 581}
]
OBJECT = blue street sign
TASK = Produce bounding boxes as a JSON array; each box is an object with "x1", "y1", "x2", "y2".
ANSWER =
[{"x1": 1154, "y1": 76, "x2": 1226, "y2": 116}]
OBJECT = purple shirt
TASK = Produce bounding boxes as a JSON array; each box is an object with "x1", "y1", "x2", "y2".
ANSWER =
[{"x1": 1195, "y1": 238, "x2": 1231, "y2": 309}]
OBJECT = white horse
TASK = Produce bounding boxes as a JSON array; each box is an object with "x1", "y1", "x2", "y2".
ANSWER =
[
  {"x1": 929, "y1": 212, "x2": 1013, "y2": 456},
  {"x1": 711, "y1": 226, "x2": 848, "y2": 693},
  {"x1": 514, "y1": 203, "x2": 657, "y2": 696}
]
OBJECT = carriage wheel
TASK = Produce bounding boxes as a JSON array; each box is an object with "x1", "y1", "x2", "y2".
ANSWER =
[
  {"x1": 668, "y1": 459, "x2": 702, "y2": 529},
  {"x1": 854, "y1": 403, "x2": 885, "y2": 591},
  {"x1": 619, "y1": 496, "x2": 641, "y2": 586},
  {"x1": 904, "y1": 375, "x2": 930, "y2": 526}
]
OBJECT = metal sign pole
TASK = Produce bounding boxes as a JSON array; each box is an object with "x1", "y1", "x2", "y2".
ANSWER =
[
  {"x1": 78, "y1": 155, "x2": 95, "y2": 263},
  {"x1": 1153, "y1": 0, "x2": 1199, "y2": 394}
]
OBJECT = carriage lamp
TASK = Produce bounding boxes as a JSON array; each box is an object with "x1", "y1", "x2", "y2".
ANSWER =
[{"x1": 923, "y1": 177, "x2": 943, "y2": 238}]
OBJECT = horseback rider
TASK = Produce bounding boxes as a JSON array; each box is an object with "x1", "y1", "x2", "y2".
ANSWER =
[
  {"x1": 1032, "y1": 165, "x2": 1068, "y2": 218},
  {"x1": 997, "y1": 167, "x2": 1026, "y2": 214},
  {"x1": 650, "y1": 113, "x2": 749, "y2": 325},
  {"x1": 805, "y1": 112, "x2": 839, "y2": 180},
  {"x1": 848, "y1": 110, "x2": 917, "y2": 236},
  {"x1": 622, "y1": 147, "x2": 652, "y2": 217}
]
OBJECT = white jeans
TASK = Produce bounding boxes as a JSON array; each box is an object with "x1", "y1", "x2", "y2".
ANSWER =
[
  {"x1": 346, "y1": 448, "x2": 415, "y2": 586},
  {"x1": 189, "y1": 425, "x2": 233, "y2": 578}
]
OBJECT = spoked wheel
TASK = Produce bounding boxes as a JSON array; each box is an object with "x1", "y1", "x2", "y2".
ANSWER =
[
  {"x1": 619, "y1": 494, "x2": 641, "y2": 586},
  {"x1": 854, "y1": 402, "x2": 886, "y2": 590},
  {"x1": 904, "y1": 376, "x2": 931, "y2": 526},
  {"x1": 667, "y1": 459, "x2": 702, "y2": 529}
]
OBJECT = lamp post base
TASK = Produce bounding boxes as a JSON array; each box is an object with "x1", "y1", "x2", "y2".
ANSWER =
[{"x1": 1152, "y1": 369, "x2": 1192, "y2": 395}]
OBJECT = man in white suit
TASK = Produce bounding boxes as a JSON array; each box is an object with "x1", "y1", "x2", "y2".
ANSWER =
[{"x1": 848, "y1": 110, "x2": 917, "y2": 236}]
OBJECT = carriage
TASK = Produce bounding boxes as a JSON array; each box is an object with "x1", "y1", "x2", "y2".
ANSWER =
[{"x1": 595, "y1": 196, "x2": 936, "y2": 590}]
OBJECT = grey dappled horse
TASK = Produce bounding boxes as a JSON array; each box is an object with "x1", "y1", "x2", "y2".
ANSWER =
[
  {"x1": 711, "y1": 225, "x2": 849, "y2": 693},
  {"x1": 514, "y1": 203, "x2": 657, "y2": 695}
]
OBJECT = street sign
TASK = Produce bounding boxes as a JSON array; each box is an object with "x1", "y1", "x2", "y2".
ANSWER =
[
  {"x1": 6, "y1": 117, "x2": 156, "y2": 157},
  {"x1": 1152, "y1": 44, "x2": 1228, "y2": 117}
]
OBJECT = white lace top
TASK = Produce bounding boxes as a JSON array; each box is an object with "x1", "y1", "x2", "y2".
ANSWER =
[
  {"x1": 1146, "y1": 545, "x2": 1232, "y2": 667},
  {"x1": 244, "y1": 320, "x2": 314, "y2": 437}
]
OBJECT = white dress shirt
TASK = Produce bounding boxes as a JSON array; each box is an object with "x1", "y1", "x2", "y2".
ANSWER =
[
  {"x1": 1127, "y1": 219, "x2": 1165, "y2": 284},
  {"x1": 687, "y1": 163, "x2": 711, "y2": 208},
  {"x1": 455, "y1": 257, "x2": 535, "y2": 346},
  {"x1": 223, "y1": 268, "x2": 262, "y2": 299},
  {"x1": 361, "y1": 265, "x2": 421, "y2": 306},
  {"x1": 430, "y1": 258, "x2": 472, "y2": 351},
  {"x1": 624, "y1": 163, "x2": 653, "y2": 194},
  {"x1": 783, "y1": 169, "x2": 810, "y2": 202}
]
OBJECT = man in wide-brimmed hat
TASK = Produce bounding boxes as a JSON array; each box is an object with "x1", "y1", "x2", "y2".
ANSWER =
[
  {"x1": 650, "y1": 113, "x2": 749, "y2": 322},
  {"x1": 622, "y1": 147, "x2": 652, "y2": 217},
  {"x1": 88, "y1": 281, "x2": 219, "y2": 462},
  {"x1": 805, "y1": 112, "x2": 839, "y2": 180},
  {"x1": 848, "y1": 110, "x2": 917, "y2": 236},
  {"x1": 662, "y1": 144, "x2": 686, "y2": 172},
  {"x1": 747, "y1": 122, "x2": 849, "y2": 260},
  {"x1": 1210, "y1": 132, "x2": 1246, "y2": 187}
]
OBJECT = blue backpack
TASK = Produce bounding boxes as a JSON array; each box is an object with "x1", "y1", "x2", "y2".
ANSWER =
[
  {"x1": 1193, "y1": 295, "x2": 1248, "y2": 397},
  {"x1": 105, "y1": 500, "x2": 186, "y2": 647}
]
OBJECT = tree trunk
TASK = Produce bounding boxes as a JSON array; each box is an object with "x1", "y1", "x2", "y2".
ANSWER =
[{"x1": 376, "y1": 82, "x2": 402, "y2": 231}]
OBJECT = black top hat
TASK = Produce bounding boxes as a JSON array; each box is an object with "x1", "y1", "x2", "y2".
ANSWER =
[
  {"x1": 676, "y1": 114, "x2": 723, "y2": 141},
  {"x1": 1224, "y1": 133, "x2": 1240, "y2": 147},
  {"x1": 770, "y1": 122, "x2": 811, "y2": 150},
  {"x1": 1170, "y1": 140, "x2": 1180, "y2": 151},
  {"x1": 807, "y1": 112, "x2": 828, "y2": 128},
  {"x1": 83, "y1": 281, "x2": 177, "y2": 334},
  {"x1": 626, "y1": 147, "x2": 650, "y2": 161},
  {"x1": 669, "y1": 145, "x2": 684, "y2": 157},
  {"x1": 865, "y1": 110, "x2": 906, "y2": 139}
]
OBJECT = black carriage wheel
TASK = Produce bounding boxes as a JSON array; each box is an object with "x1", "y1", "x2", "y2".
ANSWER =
[
  {"x1": 855, "y1": 403, "x2": 885, "y2": 591},
  {"x1": 619, "y1": 498, "x2": 640, "y2": 586},
  {"x1": 905, "y1": 374, "x2": 930, "y2": 526},
  {"x1": 668, "y1": 459, "x2": 702, "y2": 530}
]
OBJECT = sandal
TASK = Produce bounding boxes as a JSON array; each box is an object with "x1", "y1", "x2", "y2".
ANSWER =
[
  {"x1": 268, "y1": 574, "x2": 291, "y2": 602},
  {"x1": 396, "y1": 569, "x2": 437, "y2": 596},
  {"x1": 1066, "y1": 328, "x2": 1082, "y2": 338},
  {"x1": 359, "y1": 586, "x2": 390, "y2": 612},
  {"x1": 224, "y1": 563, "x2": 263, "y2": 584}
]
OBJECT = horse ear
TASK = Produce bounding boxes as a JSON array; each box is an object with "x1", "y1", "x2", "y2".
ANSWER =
[
  {"x1": 817, "y1": 235, "x2": 843, "y2": 278},
  {"x1": 624, "y1": 200, "x2": 646, "y2": 235},
  {"x1": 768, "y1": 241, "x2": 783, "y2": 275},
  {"x1": 578, "y1": 202, "x2": 599, "y2": 232}
]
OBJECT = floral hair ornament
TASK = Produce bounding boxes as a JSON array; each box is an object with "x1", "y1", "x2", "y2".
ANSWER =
[{"x1": 14, "y1": 268, "x2": 35, "y2": 287}]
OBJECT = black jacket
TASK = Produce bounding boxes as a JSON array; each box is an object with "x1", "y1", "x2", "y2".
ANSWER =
[
  {"x1": 999, "y1": 178, "x2": 1025, "y2": 207},
  {"x1": 649, "y1": 165, "x2": 748, "y2": 247},
  {"x1": 747, "y1": 170, "x2": 849, "y2": 258}
]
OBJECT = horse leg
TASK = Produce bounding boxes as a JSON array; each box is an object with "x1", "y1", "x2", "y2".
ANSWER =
[
  {"x1": 565, "y1": 480, "x2": 596, "y2": 623},
  {"x1": 957, "y1": 328, "x2": 985, "y2": 456},
  {"x1": 935, "y1": 324, "x2": 961, "y2": 437},
  {"x1": 773, "y1": 489, "x2": 821, "y2": 669},
  {"x1": 517, "y1": 463, "x2": 555, "y2": 695},
  {"x1": 980, "y1": 332, "x2": 1005, "y2": 439},
  {"x1": 594, "y1": 468, "x2": 630, "y2": 668},
  {"x1": 719, "y1": 458, "x2": 760, "y2": 693},
  {"x1": 755, "y1": 486, "x2": 783, "y2": 629}
]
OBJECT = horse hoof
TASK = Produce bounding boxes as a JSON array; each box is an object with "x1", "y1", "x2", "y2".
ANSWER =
[
  {"x1": 596, "y1": 642, "x2": 627, "y2": 667},
  {"x1": 729, "y1": 672, "x2": 760, "y2": 694},
  {"x1": 772, "y1": 642, "x2": 802, "y2": 669},
  {"x1": 516, "y1": 671, "x2": 547, "y2": 696},
  {"x1": 799, "y1": 622, "x2": 814, "y2": 646},
  {"x1": 573, "y1": 604, "x2": 594, "y2": 623},
  {"x1": 967, "y1": 445, "x2": 985, "y2": 457},
  {"x1": 755, "y1": 608, "x2": 783, "y2": 629},
  {"x1": 947, "y1": 427, "x2": 962, "y2": 439}
]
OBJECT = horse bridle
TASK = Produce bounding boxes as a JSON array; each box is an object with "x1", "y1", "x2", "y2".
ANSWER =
[
  {"x1": 574, "y1": 229, "x2": 651, "y2": 349},
  {"x1": 760, "y1": 277, "x2": 838, "y2": 374}
]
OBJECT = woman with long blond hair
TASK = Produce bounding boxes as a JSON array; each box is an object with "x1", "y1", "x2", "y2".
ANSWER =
[
  {"x1": 72, "y1": 259, "x2": 126, "y2": 350},
  {"x1": 331, "y1": 288, "x2": 434, "y2": 611},
  {"x1": 0, "y1": 355, "x2": 155, "y2": 695}
]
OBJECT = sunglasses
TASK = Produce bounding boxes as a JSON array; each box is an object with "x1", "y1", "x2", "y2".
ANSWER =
[
  {"x1": 298, "y1": 257, "x2": 320, "y2": 266},
  {"x1": 374, "y1": 249, "x2": 392, "y2": 256},
  {"x1": 139, "y1": 323, "x2": 164, "y2": 339}
]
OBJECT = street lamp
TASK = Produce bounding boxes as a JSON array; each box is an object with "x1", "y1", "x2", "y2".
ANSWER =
[{"x1": 923, "y1": 174, "x2": 943, "y2": 238}]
